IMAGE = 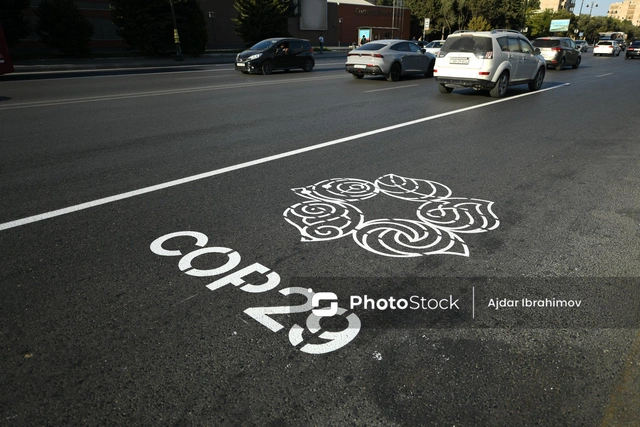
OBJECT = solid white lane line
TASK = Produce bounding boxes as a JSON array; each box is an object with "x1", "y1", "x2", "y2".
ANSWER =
[
  {"x1": 10, "y1": 61, "x2": 346, "y2": 83},
  {"x1": 596, "y1": 73, "x2": 614, "y2": 77},
  {"x1": 365, "y1": 84, "x2": 418, "y2": 93},
  {"x1": 0, "y1": 83, "x2": 569, "y2": 232}
]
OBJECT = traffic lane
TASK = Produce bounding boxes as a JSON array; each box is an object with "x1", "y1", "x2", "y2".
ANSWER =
[
  {"x1": 0, "y1": 64, "x2": 265, "y2": 106},
  {"x1": 5, "y1": 74, "x2": 636, "y2": 241},
  {"x1": 0, "y1": 58, "x2": 345, "y2": 104},
  {"x1": 3, "y1": 85, "x2": 640, "y2": 424},
  {"x1": 1, "y1": 168, "x2": 635, "y2": 425},
  {"x1": 2, "y1": 62, "x2": 636, "y2": 233},
  {"x1": 0, "y1": 71, "x2": 471, "y2": 225}
]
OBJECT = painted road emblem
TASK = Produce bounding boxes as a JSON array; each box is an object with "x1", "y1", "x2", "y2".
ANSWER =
[{"x1": 283, "y1": 174, "x2": 500, "y2": 257}]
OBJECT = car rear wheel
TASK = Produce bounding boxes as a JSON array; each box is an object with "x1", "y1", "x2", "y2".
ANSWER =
[
  {"x1": 555, "y1": 58, "x2": 565, "y2": 71},
  {"x1": 261, "y1": 60, "x2": 273, "y2": 75},
  {"x1": 490, "y1": 71, "x2": 509, "y2": 98},
  {"x1": 303, "y1": 58, "x2": 314, "y2": 72},
  {"x1": 528, "y1": 67, "x2": 545, "y2": 91},
  {"x1": 386, "y1": 63, "x2": 401, "y2": 82},
  {"x1": 572, "y1": 57, "x2": 581, "y2": 69},
  {"x1": 352, "y1": 74, "x2": 364, "y2": 79},
  {"x1": 437, "y1": 83, "x2": 453, "y2": 93}
]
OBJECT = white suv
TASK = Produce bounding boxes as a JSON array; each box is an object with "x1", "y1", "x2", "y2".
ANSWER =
[{"x1": 434, "y1": 30, "x2": 546, "y2": 98}]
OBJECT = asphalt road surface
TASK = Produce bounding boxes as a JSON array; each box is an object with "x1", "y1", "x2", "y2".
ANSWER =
[{"x1": 1, "y1": 54, "x2": 640, "y2": 426}]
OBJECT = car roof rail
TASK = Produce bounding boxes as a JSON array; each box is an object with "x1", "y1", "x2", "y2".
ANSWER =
[
  {"x1": 491, "y1": 29, "x2": 522, "y2": 34},
  {"x1": 452, "y1": 30, "x2": 474, "y2": 34}
]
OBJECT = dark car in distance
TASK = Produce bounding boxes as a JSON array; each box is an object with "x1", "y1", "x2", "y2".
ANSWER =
[
  {"x1": 625, "y1": 40, "x2": 640, "y2": 59},
  {"x1": 532, "y1": 37, "x2": 581, "y2": 70},
  {"x1": 235, "y1": 38, "x2": 315, "y2": 75}
]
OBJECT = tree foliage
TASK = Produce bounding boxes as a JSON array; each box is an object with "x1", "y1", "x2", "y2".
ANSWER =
[
  {"x1": 406, "y1": 0, "x2": 544, "y2": 39},
  {"x1": 0, "y1": 0, "x2": 31, "y2": 48},
  {"x1": 467, "y1": 16, "x2": 491, "y2": 31},
  {"x1": 405, "y1": 0, "x2": 640, "y2": 42},
  {"x1": 36, "y1": 0, "x2": 94, "y2": 56},
  {"x1": 110, "y1": 0, "x2": 207, "y2": 55},
  {"x1": 233, "y1": 0, "x2": 292, "y2": 46}
]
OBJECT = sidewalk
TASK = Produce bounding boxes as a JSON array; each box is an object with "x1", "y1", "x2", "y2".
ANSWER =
[{"x1": 10, "y1": 46, "x2": 351, "y2": 73}]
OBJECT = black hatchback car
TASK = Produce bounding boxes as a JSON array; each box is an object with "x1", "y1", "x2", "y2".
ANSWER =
[{"x1": 235, "y1": 38, "x2": 315, "y2": 75}]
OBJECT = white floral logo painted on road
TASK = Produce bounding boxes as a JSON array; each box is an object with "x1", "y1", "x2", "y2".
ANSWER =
[{"x1": 283, "y1": 174, "x2": 500, "y2": 257}]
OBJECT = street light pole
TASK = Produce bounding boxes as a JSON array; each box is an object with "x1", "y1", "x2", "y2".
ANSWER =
[
  {"x1": 586, "y1": 2, "x2": 598, "y2": 44},
  {"x1": 169, "y1": 0, "x2": 183, "y2": 61}
]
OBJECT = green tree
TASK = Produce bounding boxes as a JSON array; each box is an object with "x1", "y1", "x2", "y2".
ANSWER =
[
  {"x1": 110, "y1": 0, "x2": 207, "y2": 55},
  {"x1": 36, "y1": 0, "x2": 93, "y2": 56},
  {"x1": 467, "y1": 15, "x2": 491, "y2": 31},
  {"x1": 0, "y1": 0, "x2": 31, "y2": 48},
  {"x1": 233, "y1": 0, "x2": 292, "y2": 46}
]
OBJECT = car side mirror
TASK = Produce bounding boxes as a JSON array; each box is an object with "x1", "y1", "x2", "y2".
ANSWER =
[{"x1": 534, "y1": 48, "x2": 541, "y2": 55}]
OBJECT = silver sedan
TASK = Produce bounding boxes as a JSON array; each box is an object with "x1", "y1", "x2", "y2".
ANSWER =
[{"x1": 345, "y1": 40, "x2": 436, "y2": 82}]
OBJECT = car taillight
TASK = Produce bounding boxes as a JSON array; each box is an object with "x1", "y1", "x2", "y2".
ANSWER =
[
  {"x1": 476, "y1": 52, "x2": 493, "y2": 59},
  {"x1": 348, "y1": 53, "x2": 382, "y2": 58},
  {"x1": 552, "y1": 47, "x2": 562, "y2": 51}
]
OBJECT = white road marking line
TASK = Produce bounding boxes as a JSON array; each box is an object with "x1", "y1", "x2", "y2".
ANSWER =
[
  {"x1": 365, "y1": 84, "x2": 418, "y2": 93},
  {"x1": 9, "y1": 61, "x2": 346, "y2": 82},
  {"x1": 177, "y1": 63, "x2": 348, "y2": 80},
  {"x1": 9, "y1": 66, "x2": 231, "y2": 80},
  {"x1": 0, "y1": 75, "x2": 349, "y2": 110},
  {"x1": 0, "y1": 83, "x2": 569, "y2": 232},
  {"x1": 596, "y1": 73, "x2": 614, "y2": 77}
]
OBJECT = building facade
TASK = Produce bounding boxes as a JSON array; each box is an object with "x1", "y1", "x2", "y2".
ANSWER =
[
  {"x1": 203, "y1": 0, "x2": 411, "y2": 49},
  {"x1": 18, "y1": 0, "x2": 125, "y2": 51},
  {"x1": 607, "y1": 0, "x2": 640, "y2": 24},
  {"x1": 538, "y1": 0, "x2": 575, "y2": 12},
  {"x1": 15, "y1": 0, "x2": 410, "y2": 52}
]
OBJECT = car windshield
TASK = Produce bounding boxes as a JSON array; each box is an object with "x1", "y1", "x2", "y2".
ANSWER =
[
  {"x1": 532, "y1": 39, "x2": 560, "y2": 47},
  {"x1": 599, "y1": 41, "x2": 613, "y2": 45},
  {"x1": 250, "y1": 39, "x2": 280, "y2": 50},
  {"x1": 440, "y1": 36, "x2": 492, "y2": 54},
  {"x1": 356, "y1": 42, "x2": 386, "y2": 51},
  {"x1": 632, "y1": 41, "x2": 640, "y2": 47},
  {"x1": 427, "y1": 41, "x2": 444, "y2": 47}
]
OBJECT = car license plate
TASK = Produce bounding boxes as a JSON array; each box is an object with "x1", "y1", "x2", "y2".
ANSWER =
[
  {"x1": 354, "y1": 64, "x2": 367, "y2": 69},
  {"x1": 449, "y1": 57, "x2": 469, "y2": 65},
  {"x1": 236, "y1": 62, "x2": 245, "y2": 67}
]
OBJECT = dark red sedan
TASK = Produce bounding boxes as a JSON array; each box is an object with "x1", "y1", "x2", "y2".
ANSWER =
[{"x1": 625, "y1": 40, "x2": 640, "y2": 59}]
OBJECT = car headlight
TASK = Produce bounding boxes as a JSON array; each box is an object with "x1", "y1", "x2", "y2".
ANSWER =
[{"x1": 247, "y1": 53, "x2": 262, "y2": 61}]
